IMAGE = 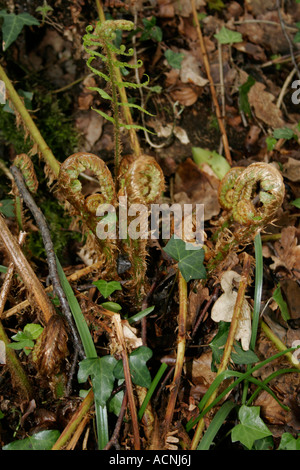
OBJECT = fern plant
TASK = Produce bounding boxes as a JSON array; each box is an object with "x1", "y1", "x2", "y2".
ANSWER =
[{"x1": 82, "y1": 19, "x2": 152, "y2": 176}]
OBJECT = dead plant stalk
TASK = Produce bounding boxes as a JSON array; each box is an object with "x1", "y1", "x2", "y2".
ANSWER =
[
  {"x1": 112, "y1": 313, "x2": 141, "y2": 450},
  {"x1": 190, "y1": 253, "x2": 252, "y2": 450},
  {"x1": 0, "y1": 230, "x2": 32, "y2": 400},
  {"x1": 0, "y1": 215, "x2": 56, "y2": 324},
  {"x1": 190, "y1": 0, "x2": 232, "y2": 165},
  {"x1": 163, "y1": 271, "x2": 187, "y2": 439}
]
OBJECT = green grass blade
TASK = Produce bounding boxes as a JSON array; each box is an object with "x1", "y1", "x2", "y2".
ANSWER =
[
  {"x1": 127, "y1": 306, "x2": 155, "y2": 325},
  {"x1": 197, "y1": 400, "x2": 236, "y2": 450},
  {"x1": 55, "y1": 256, "x2": 109, "y2": 449},
  {"x1": 55, "y1": 256, "x2": 96, "y2": 358},
  {"x1": 251, "y1": 233, "x2": 263, "y2": 350},
  {"x1": 138, "y1": 362, "x2": 168, "y2": 421}
]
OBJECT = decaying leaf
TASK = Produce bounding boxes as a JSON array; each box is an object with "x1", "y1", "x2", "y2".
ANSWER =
[
  {"x1": 76, "y1": 110, "x2": 103, "y2": 150},
  {"x1": 282, "y1": 158, "x2": 300, "y2": 182},
  {"x1": 180, "y1": 52, "x2": 209, "y2": 88},
  {"x1": 174, "y1": 158, "x2": 220, "y2": 221},
  {"x1": 239, "y1": 70, "x2": 284, "y2": 128},
  {"x1": 32, "y1": 315, "x2": 68, "y2": 377},
  {"x1": 267, "y1": 227, "x2": 300, "y2": 280},
  {"x1": 211, "y1": 270, "x2": 252, "y2": 350}
]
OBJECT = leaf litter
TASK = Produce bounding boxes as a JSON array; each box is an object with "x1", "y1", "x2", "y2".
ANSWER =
[{"x1": 0, "y1": 0, "x2": 300, "y2": 452}]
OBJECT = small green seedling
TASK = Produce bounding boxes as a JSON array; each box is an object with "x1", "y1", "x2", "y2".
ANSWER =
[{"x1": 8, "y1": 323, "x2": 44, "y2": 356}]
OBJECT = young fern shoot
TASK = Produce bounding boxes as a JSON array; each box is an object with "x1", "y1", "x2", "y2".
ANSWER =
[{"x1": 82, "y1": 20, "x2": 151, "y2": 177}]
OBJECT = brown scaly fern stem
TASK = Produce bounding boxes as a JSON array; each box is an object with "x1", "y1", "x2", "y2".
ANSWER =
[{"x1": 58, "y1": 152, "x2": 165, "y2": 293}]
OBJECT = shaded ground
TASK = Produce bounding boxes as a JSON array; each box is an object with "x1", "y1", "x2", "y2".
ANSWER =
[{"x1": 0, "y1": 0, "x2": 300, "y2": 451}]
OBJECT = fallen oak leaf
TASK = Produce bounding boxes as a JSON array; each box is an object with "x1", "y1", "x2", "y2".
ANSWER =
[{"x1": 211, "y1": 270, "x2": 252, "y2": 350}]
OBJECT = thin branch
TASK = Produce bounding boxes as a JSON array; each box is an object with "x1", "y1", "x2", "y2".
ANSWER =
[
  {"x1": 163, "y1": 271, "x2": 187, "y2": 440},
  {"x1": 0, "y1": 215, "x2": 56, "y2": 323},
  {"x1": 104, "y1": 389, "x2": 128, "y2": 450},
  {"x1": 190, "y1": 0, "x2": 232, "y2": 165},
  {"x1": 276, "y1": 0, "x2": 300, "y2": 80},
  {"x1": 112, "y1": 313, "x2": 140, "y2": 450},
  {"x1": 10, "y1": 165, "x2": 85, "y2": 359},
  {"x1": 0, "y1": 231, "x2": 32, "y2": 401}
]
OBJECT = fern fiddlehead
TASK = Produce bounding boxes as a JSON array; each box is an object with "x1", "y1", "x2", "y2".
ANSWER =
[
  {"x1": 208, "y1": 162, "x2": 285, "y2": 273},
  {"x1": 218, "y1": 166, "x2": 244, "y2": 211},
  {"x1": 58, "y1": 152, "x2": 118, "y2": 272},
  {"x1": 13, "y1": 154, "x2": 38, "y2": 194},
  {"x1": 118, "y1": 155, "x2": 165, "y2": 296},
  {"x1": 231, "y1": 162, "x2": 285, "y2": 226}
]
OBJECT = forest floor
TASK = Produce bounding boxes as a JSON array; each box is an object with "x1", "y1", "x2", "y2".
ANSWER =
[{"x1": 0, "y1": 0, "x2": 300, "y2": 451}]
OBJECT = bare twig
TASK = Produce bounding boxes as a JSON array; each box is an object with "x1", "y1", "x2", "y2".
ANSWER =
[
  {"x1": 276, "y1": 0, "x2": 300, "y2": 80},
  {"x1": 112, "y1": 313, "x2": 140, "y2": 450},
  {"x1": 0, "y1": 231, "x2": 32, "y2": 400},
  {"x1": 103, "y1": 389, "x2": 128, "y2": 450},
  {"x1": 10, "y1": 165, "x2": 85, "y2": 359},
  {"x1": 0, "y1": 215, "x2": 56, "y2": 323},
  {"x1": 276, "y1": 67, "x2": 297, "y2": 108},
  {"x1": 190, "y1": 0, "x2": 232, "y2": 165},
  {"x1": 163, "y1": 271, "x2": 187, "y2": 440},
  {"x1": 3, "y1": 260, "x2": 105, "y2": 319}
]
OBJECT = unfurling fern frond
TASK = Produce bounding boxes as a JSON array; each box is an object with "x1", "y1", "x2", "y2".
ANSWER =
[
  {"x1": 14, "y1": 154, "x2": 38, "y2": 193},
  {"x1": 82, "y1": 20, "x2": 152, "y2": 173}
]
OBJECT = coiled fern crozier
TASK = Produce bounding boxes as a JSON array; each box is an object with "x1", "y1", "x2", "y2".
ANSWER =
[{"x1": 82, "y1": 19, "x2": 151, "y2": 176}]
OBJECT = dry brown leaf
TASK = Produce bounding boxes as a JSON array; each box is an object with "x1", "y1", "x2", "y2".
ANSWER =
[
  {"x1": 233, "y1": 41, "x2": 267, "y2": 61},
  {"x1": 211, "y1": 270, "x2": 252, "y2": 350},
  {"x1": 76, "y1": 111, "x2": 104, "y2": 150},
  {"x1": 180, "y1": 51, "x2": 209, "y2": 87},
  {"x1": 184, "y1": 351, "x2": 217, "y2": 400},
  {"x1": 269, "y1": 226, "x2": 300, "y2": 279},
  {"x1": 173, "y1": 0, "x2": 206, "y2": 17},
  {"x1": 282, "y1": 158, "x2": 300, "y2": 182},
  {"x1": 239, "y1": 70, "x2": 284, "y2": 128},
  {"x1": 170, "y1": 84, "x2": 200, "y2": 107},
  {"x1": 253, "y1": 390, "x2": 289, "y2": 425},
  {"x1": 174, "y1": 158, "x2": 220, "y2": 221},
  {"x1": 78, "y1": 93, "x2": 94, "y2": 111}
]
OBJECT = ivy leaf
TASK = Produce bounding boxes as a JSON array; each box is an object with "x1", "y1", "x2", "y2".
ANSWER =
[
  {"x1": 0, "y1": 199, "x2": 15, "y2": 218},
  {"x1": 265, "y1": 136, "x2": 277, "y2": 151},
  {"x1": 163, "y1": 235, "x2": 206, "y2": 282},
  {"x1": 214, "y1": 26, "x2": 242, "y2": 45},
  {"x1": 0, "y1": 10, "x2": 40, "y2": 51},
  {"x1": 78, "y1": 356, "x2": 117, "y2": 406},
  {"x1": 231, "y1": 405, "x2": 272, "y2": 449},
  {"x1": 2, "y1": 430, "x2": 60, "y2": 450},
  {"x1": 101, "y1": 301, "x2": 122, "y2": 312},
  {"x1": 278, "y1": 433, "x2": 300, "y2": 450},
  {"x1": 238, "y1": 75, "x2": 255, "y2": 117},
  {"x1": 291, "y1": 198, "x2": 300, "y2": 209},
  {"x1": 273, "y1": 127, "x2": 295, "y2": 140},
  {"x1": 23, "y1": 323, "x2": 44, "y2": 340},
  {"x1": 272, "y1": 283, "x2": 290, "y2": 322},
  {"x1": 164, "y1": 49, "x2": 184, "y2": 69},
  {"x1": 192, "y1": 147, "x2": 231, "y2": 180},
  {"x1": 114, "y1": 346, "x2": 153, "y2": 388},
  {"x1": 93, "y1": 279, "x2": 122, "y2": 298}
]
